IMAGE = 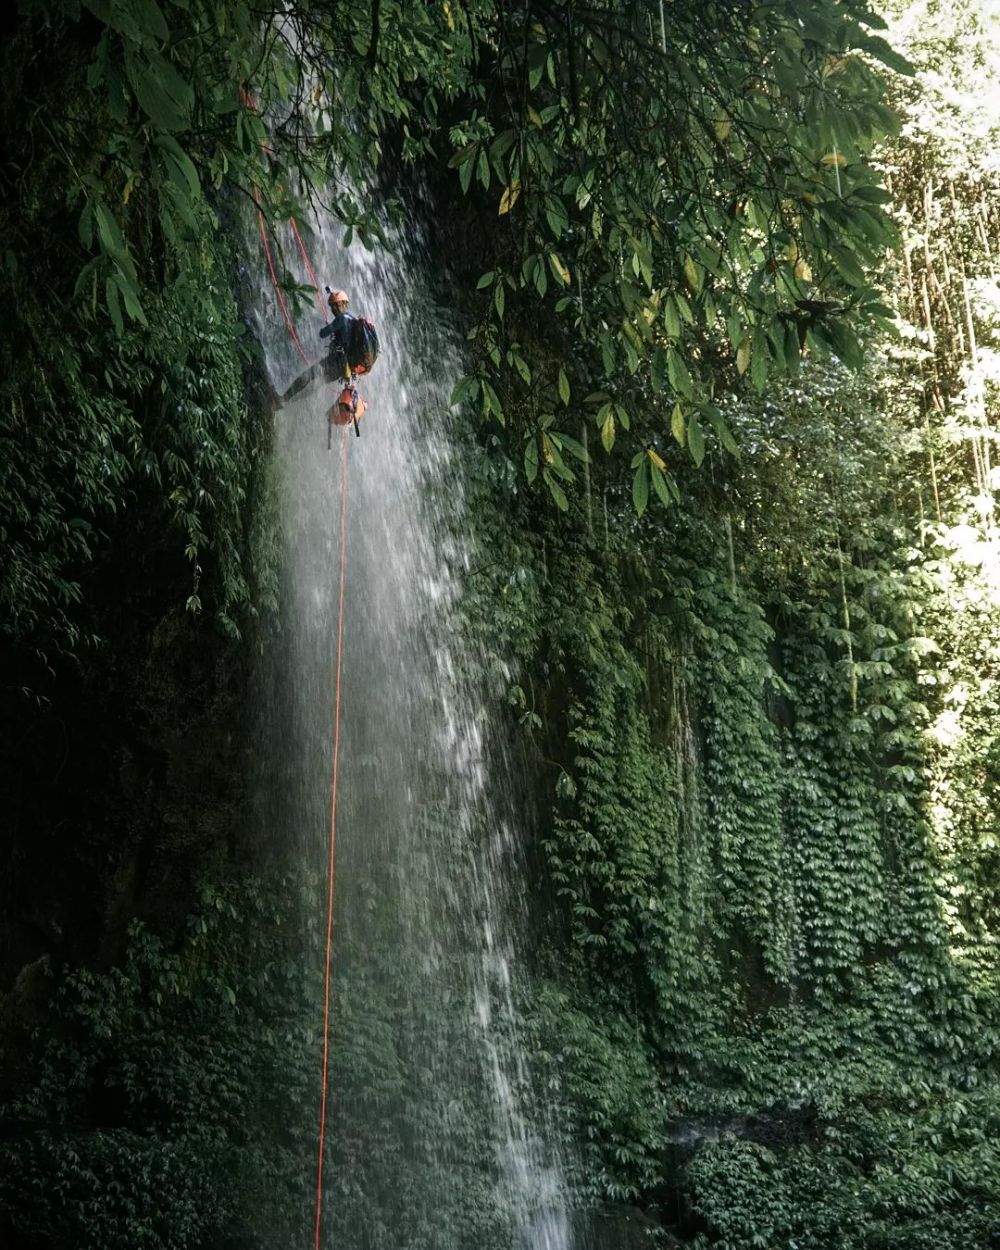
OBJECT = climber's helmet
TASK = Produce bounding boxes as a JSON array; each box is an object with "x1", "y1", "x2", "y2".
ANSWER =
[{"x1": 326, "y1": 287, "x2": 349, "y2": 314}]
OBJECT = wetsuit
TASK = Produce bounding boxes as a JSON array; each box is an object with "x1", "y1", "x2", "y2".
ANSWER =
[
  {"x1": 319, "y1": 312, "x2": 355, "y2": 380},
  {"x1": 279, "y1": 312, "x2": 355, "y2": 405}
]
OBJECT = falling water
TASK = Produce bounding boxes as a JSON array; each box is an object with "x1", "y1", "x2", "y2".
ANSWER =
[{"x1": 249, "y1": 205, "x2": 573, "y2": 1249}]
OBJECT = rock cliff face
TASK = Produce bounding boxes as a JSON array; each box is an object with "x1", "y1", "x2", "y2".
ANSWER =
[
  {"x1": 0, "y1": 347, "x2": 277, "y2": 1034},
  {"x1": 1, "y1": 605, "x2": 243, "y2": 998}
]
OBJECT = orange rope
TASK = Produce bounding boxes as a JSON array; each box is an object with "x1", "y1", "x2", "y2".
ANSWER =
[
  {"x1": 244, "y1": 85, "x2": 323, "y2": 339},
  {"x1": 291, "y1": 217, "x2": 329, "y2": 321},
  {"x1": 249, "y1": 105, "x2": 351, "y2": 1242},
  {"x1": 313, "y1": 424, "x2": 349, "y2": 1250},
  {"x1": 244, "y1": 90, "x2": 309, "y2": 359},
  {"x1": 258, "y1": 204, "x2": 311, "y2": 365}
]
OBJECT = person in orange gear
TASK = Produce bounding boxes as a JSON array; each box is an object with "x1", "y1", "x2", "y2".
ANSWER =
[
  {"x1": 318, "y1": 288, "x2": 355, "y2": 379},
  {"x1": 276, "y1": 286, "x2": 355, "y2": 407}
]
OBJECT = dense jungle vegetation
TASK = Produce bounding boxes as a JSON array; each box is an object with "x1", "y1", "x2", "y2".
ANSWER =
[{"x1": 2, "y1": 0, "x2": 999, "y2": 1246}]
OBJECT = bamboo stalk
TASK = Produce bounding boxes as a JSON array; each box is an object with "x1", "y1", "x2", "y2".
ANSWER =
[
  {"x1": 920, "y1": 273, "x2": 936, "y2": 352},
  {"x1": 927, "y1": 266, "x2": 955, "y2": 330},
  {"x1": 978, "y1": 199, "x2": 993, "y2": 261},
  {"x1": 902, "y1": 241, "x2": 917, "y2": 322},
  {"x1": 960, "y1": 260, "x2": 979, "y2": 364}
]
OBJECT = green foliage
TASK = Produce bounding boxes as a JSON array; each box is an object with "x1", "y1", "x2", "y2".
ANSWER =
[
  {"x1": 0, "y1": 0, "x2": 921, "y2": 654},
  {"x1": 447, "y1": 0, "x2": 907, "y2": 503},
  {"x1": 0, "y1": 224, "x2": 274, "y2": 655},
  {"x1": 0, "y1": 0, "x2": 490, "y2": 658},
  {"x1": 0, "y1": 876, "x2": 318, "y2": 1248},
  {"x1": 687, "y1": 1090, "x2": 1000, "y2": 1250},
  {"x1": 0, "y1": 863, "x2": 515, "y2": 1250},
  {"x1": 464, "y1": 322, "x2": 1000, "y2": 1244},
  {"x1": 0, "y1": 6, "x2": 284, "y2": 658},
  {"x1": 529, "y1": 984, "x2": 667, "y2": 1204},
  {"x1": 4, "y1": 0, "x2": 1000, "y2": 1246},
  {"x1": 879, "y1": 0, "x2": 1000, "y2": 520}
]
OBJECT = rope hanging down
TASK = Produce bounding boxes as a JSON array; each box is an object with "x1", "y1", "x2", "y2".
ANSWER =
[
  {"x1": 257, "y1": 206, "x2": 329, "y2": 362},
  {"x1": 290, "y1": 215, "x2": 329, "y2": 320},
  {"x1": 314, "y1": 425, "x2": 349, "y2": 1250},
  {"x1": 257, "y1": 204, "x2": 311, "y2": 364},
  {"x1": 252, "y1": 146, "x2": 346, "y2": 1249},
  {"x1": 247, "y1": 76, "x2": 326, "y2": 357}
]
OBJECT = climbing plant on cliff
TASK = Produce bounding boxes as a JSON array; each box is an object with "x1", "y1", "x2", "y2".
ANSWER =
[
  {"x1": 0, "y1": 0, "x2": 466, "y2": 657},
  {"x1": 452, "y1": 3, "x2": 1000, "y2": 1241}
]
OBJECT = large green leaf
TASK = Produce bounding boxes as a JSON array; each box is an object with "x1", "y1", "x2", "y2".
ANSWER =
[{"x1": 631, "y1": 457, "x2": 649, "y2": 515}]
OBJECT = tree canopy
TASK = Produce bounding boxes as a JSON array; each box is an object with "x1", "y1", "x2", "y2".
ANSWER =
[{"x1": 0, "y1": 1, "x2": 911, "y2": 662}]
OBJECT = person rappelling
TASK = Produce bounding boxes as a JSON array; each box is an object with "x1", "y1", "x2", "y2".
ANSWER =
[
  {"x1": 318, "y1": 287, "x2": 355, "y2": 380},
  {"x1": 275, "y1": 287, "x2": 380, "y2": 438},
  {"x1": 276, "y1": 287, "x2": 352, "y2": 405}
]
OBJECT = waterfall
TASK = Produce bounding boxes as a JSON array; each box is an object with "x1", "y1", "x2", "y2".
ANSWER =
[{"x1": 248, "y1": 206, "x2": 573, "y2": 1249}]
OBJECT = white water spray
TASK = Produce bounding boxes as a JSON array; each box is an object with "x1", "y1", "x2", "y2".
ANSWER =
[{"x1": 249, "y1": 203, "x2": 574, "y2": 1249}]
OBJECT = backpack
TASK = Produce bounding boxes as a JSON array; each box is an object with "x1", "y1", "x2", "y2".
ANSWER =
[{"x1": 348, "y1": 317, "x2": 379, "y2": 375}]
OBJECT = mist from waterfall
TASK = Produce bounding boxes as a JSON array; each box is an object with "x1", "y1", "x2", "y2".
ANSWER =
[{"x1": 248, "y1": 203, "x2": 573, "y2": 1250}]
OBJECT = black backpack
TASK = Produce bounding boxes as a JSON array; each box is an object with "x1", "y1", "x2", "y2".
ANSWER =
[{"x1": 348, "y1": 317, "x2": 379, "y2": 375}]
